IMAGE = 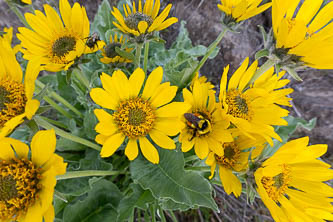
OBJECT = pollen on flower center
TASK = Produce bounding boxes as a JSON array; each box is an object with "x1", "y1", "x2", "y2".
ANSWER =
[
  {"x1": 113, "y1": 98, "x2": 155, "y2": 138},
  {"x1": 52, "y1": 36, "x2": 76, "y2": 57},
  {"x1": 0, "y1": 158, "x2": 42, "y2": 221},
  {"x1": 261, "y1": 164, "x2": 291, "y2": 202},
  {"x1": 124, "y1": 12, "x2": 153, "y2": 31},
  {"x1": 0, "y1": 78, "x2": 27, "y2": 127},
  {"x1": 105, "y1": 42, "x2": 122, "y2": 58},
  {"x1": 215, "y1": 142, "x2": 241, "y2": 169},
  {"x1": 225, "y1": 89, "x2": 252, "y2": 120}
]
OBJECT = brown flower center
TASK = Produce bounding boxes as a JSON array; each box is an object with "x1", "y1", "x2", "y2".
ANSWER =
[
  {"x1": 124, "y1": 12, "x2": 153, "y2": 31},
  {"x1": 113, "y1": 98, "x2": 155, "y2": 138},
  {"x1": 225, "y1": 89, "x2": 252, "y2": 120},
  {"x1": 0, "y1": 78, "x2": 27, "y2": 127},
  {"x1": 52, "y1": 36, "x2": 76, "y2": 57},
  {"x1": 0, "y1": 158, "x2": 42, "y2": 221}
]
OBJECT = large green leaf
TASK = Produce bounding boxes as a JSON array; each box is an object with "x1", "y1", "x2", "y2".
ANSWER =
[
  {"x1": 63, "y1": 179, "x2": 122, "y2": 222},
  {"x1": 91, "y1": 0, "x2": 113, "y2": 41},
  {"x1": 130, "y1": 149, "x2": 218, "y2": 211},
  {"x1": 117, "y1": 183, "x2": 155, "y2": 222}
]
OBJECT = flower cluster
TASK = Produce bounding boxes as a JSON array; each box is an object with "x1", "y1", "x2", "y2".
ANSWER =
[{"x1": 1, "y1": 0, "x2": 332, "y2": 221}]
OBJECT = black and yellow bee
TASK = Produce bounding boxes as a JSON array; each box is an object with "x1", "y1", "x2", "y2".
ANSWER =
[
  {"x1": 85, "y1": 32, "x2": 100, "y2": 49},
  {"x1": 184, "y1": 113, "x2": 212, "y2": 141}
]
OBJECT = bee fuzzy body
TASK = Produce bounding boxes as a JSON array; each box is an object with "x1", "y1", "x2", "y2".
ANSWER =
[
  {"x1": 184, "y1": 113, "x2": 212, "y2": 141},
  {"x1": 85, "y1": 32, "x2": 100, "y2": 49}
]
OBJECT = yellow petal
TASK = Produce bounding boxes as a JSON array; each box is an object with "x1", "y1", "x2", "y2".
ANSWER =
[
  {"x1": 100, "y1": 133, "x2": 125, "y2": 157},
  {"x1": 129, "y1": 68, "x2": 145, "y2": 97},
  {"x1": 31, "y1": 129, "x2": 56, "y2": 167},
  {"x1": 149, "y1": 129, "x2": 176, "y2": 149},
  {"x1": 125, "y1": 139, "x2": 139, "y2": 160},
  {"x1": 90, "y1": 88, "x2": 116, "y2": 110},
  {"x1": 0, "y1": 139, "x2": 15, "y2": 160},
  {"x1": 25, "y1": 99, "x2": 40, "y2": 120},
  {"x1": 194, "y1": 138, "x2": 209, "y2": 159},
  {"x1": 139, "y1": 136, "x2": 159, "y2": 164},
  {"x1": 219, "y1": 166, "x2": 242, "y2": 197},
  {"x1": 155, "y1": 102, "x2": 191, "y2": 117},
  {"x1": 142, "y1": 66, "x2": 163, "y2": 99},
  {"x1": 138, "y1": 21, "x2": 148, "y2": 34},
  {"x1": 6, "y1": 137, "x2": 29, "y2": 159}
]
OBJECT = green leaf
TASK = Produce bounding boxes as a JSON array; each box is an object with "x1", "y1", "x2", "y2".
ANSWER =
[
  {"x1": 91, "y1": 0, "x2": 113, "y2": 41},
  {"x1": 115, "y1": 47, "x2": 135, "y2": 61},
  {"x1": 255, "y1": 49, "x2": 269, "y2": 60},
  {"x1": 159, "y1": 199, "x2": 191, "y2": 211},
  {"x1": 63, "y1": 179, "x2": 122, "y2": 222},
  {"x1": 117, "y1": 184, "x2": 155, "y2": 222},
  {"x1": 284, "y1": 66, "x2": 303, "y2": 81},
  {"x1": 83, "y1": 110, "x2": 98, "y2": 140},
  {"x1": 130, "y1": 149, "x2": 218, "y2": 211}
]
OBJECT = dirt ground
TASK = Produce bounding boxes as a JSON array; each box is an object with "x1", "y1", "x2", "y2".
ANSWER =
[{"x1": 1, "y1": 0, "x2": 332, "y2": 221}]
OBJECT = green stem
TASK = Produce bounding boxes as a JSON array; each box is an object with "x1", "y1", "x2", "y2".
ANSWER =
[
  {"x1": 150, "y1": 204, "x2": 156, "y2": 222},
  {"x1": 34, "y1": 115, "x2": 101, "y2": 151},
  {"x1": 135, "y1": 43, "x2": 143, "y2": 69},
  {"x1": 190, "y1": 27, "x2": 228, "y2": 77},
  {"x1": 54, "y1": 190, "x2": 68, "y2": 203},
  {"x1": 158, "y1": 206, "x2": 167, "y2": 222},
  {"x1": 168, "y1": 211, "x2": 178, "y2": 222},
  {"x1": 43, "y1": 96, "x2": 73, "y2": 119},
  {"x1": 5, "y1": 0, "x2": 30, "y2": 28},
  {"x1": 143, "y1": 41, "x2": 149, "y2": 73},
  {"x1": 249, "y1": 59, "x2": 275, "y2": 84},
  {"x1": 36, "y1": 80, "x2": 84, "y2": 118},
  {"x1": 185, "y1": 166, "x2": 210, "y2": 172},
  {"x1": 39, "y1": 116, "x2": 68, "y2": 130},
  {"x1": 56, "y1": 170, "x2": 124, "y2": 180},
  {"x1": 73, "y1": 68, "x2": 90, "y2": 90}
]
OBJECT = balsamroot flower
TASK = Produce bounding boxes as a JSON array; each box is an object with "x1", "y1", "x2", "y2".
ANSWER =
[
  {"x1": 100, "y1": 34, "x2": 133, "y2": 65},
  {"x1": 17, "y1": 0, "x2": 103, "y2": 72},
  {"x1": 0, "y1": 30, "x2": 40, "y2": 137},
  {"x1": 219, "y1": 58, "x2": 293, "y2": 146},
  {"x1": 180, "y1": 78, "x2": 233, "y2": 160},
  {"x1": 255, "y1": 137, "x2": 333, "y2": 221},
  {"x1": 272, "y1": 0, "x2": 333, "y2": 69},
  {"x1": 90, "y1": 67, "x2": 190, "y2": 164},
  {"x1": 217, "y1": 0, "x2": 271, "y2": 23},
  {"x1": 0, "y1": 129, "x2": 67, "y2": 221},
  {"x1": 112, "y1": 0, "x2": 178, "y2": 41}
]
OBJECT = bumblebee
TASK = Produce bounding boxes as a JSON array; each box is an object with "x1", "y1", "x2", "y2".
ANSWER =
[
  {"x1": 85, "y1": 32, "x2": 100, "y2": 49},
  {"x1": 184, "y1": 113, "x2": 212, "y2": 141}
]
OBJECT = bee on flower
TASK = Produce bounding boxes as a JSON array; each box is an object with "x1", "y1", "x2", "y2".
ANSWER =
[
  {"x1": 180, "y1": 78, "x2": 233, "y2": 160},
  {"x1": 111, "y1": 0, "x2": 178, "y2": 42},
  {"x1": 17, "y1": 0, "x2": 104, "y2": 72}
]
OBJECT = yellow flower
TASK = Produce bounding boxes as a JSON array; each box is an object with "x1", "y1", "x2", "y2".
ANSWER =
[
  {"x1": 0, "y1": 129, "x2": 67, "y2": 222},
  {"x1": 90, "y1": 67, "x2": 190, "y2": 164},
  {"x1": 179, "y1": 78, "x2": 233, "y2": 160},
  {"x1": 111, "y1": 0, "x2": 178, "y2": 40},
  {"x1": 219, "y1": 58, "x2": 293, "y2": 146},
  {"x1": 100, "y1": 33, "x2": 133, "y2": 64},
  {"x1": 17, "y1": 0, "x2": 102, "y2": 72},
  {"x1": 272, "y1": 0, "x2": 333, "y2": 69},
  {"x1": 255, "y1": 137, "x2": 333, "y2": 221},
  {"x1": 217, "y1": 0, "x2": 271, "y2": 22},
  {"x1": 0, "y1": 32, "x2": 40, "y2": 137},
  {"x1": 205, "y1": 135, "x2": 254, "y2": 197}
]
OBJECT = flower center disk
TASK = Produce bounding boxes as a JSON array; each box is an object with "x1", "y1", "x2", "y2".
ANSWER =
[
  {"x1": 0, "y1": 158, "x2": 42, "y2": 221},
  {"x1": 113, "y1": 98, "x2": 155, "y2": 138},
  {"x1": 52, "y1": 36, "x2": 76, "y2": 58},
  {"x1": 215, "y1": 142, "x2": 240, "y2": 169},
  {"x1": 105, "y1": 43, "x2": 122, "y2": 58},
  {"x1": 225, "y1": 89, "x2": 251, "y2": 120},
  {"x1": 125, "y1": 12, "x2": 153, "y2": 31},
  {"x1": 0, "y1": 78, "x2": 27, "y2": 127},
  {"x1": 261, "y1": 164, "x2": 291, "y2": 202}
]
